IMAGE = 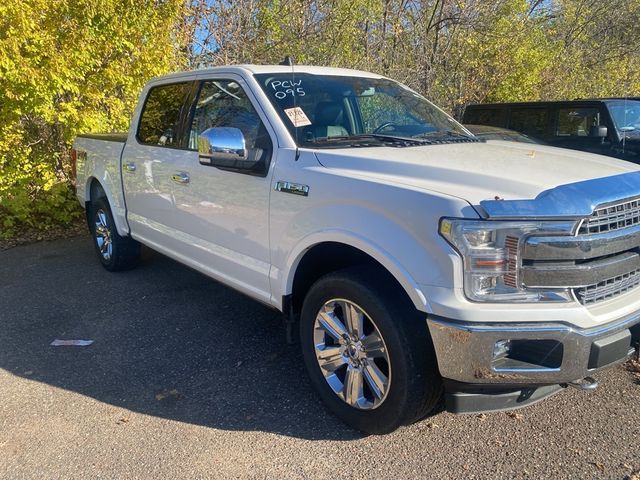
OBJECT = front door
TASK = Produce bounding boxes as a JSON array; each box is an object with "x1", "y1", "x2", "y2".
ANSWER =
[
  {"x1": 548, "y1": 106, "x2": 611, "y2": 155},
  {"x1": 162, "y1": 76, "x2": 277, "y2": 304}
]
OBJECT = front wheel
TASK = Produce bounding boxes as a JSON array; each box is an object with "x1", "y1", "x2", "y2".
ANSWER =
[
  {"x1": 300, "y1": 267, "x2": 442, "y2": 434},
  {"x1": 90, "y1": 197, "x2": 140, "y2": 271}
]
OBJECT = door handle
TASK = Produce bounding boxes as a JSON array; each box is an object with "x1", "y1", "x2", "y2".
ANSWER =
[
  {"x1": 171, "y1": 172, "x2": 190, "y2": 184},
  {"x1": 123, "y1": 162, "x2": 136, "y2": 173}
]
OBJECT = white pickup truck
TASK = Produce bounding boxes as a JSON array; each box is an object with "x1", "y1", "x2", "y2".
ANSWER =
[{"x1": 74, "y1": 64, "x2": 640, "y2": 434}]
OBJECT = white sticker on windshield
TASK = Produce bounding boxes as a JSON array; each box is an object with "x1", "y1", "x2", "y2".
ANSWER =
[{"x1": 284, "y1": 107, "x2": 312, "y2": 127}]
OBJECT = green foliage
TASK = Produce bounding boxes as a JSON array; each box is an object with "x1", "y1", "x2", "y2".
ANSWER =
[
  {"x1": 0, "y1": 0, "x2": 186, "y2": 238},
  {"x1": 541, "y1": 0, "x2": 640, "y2": 100},
  {"x1": 3, "y1": 0, "x2": 640, "y2": 240},
  {"x1": 191, "y1": 0, "x2": 640, "y2": 111},
  {"x1": 422, "y1": 0, "x2": 554, "y2": 106}
]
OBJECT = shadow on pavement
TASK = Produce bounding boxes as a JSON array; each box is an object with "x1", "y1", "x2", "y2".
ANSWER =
[{"x1": 0, "y1": 235, "x2": 364, "y2": 441}]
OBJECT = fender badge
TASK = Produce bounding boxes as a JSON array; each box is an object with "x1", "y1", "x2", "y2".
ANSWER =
[{"x1": 275, "y1": 181, "x2": 309, "y2": 197}]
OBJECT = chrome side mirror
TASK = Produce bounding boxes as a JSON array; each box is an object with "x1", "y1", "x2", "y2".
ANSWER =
[{"x1": 198, "y1": 127, "x2": 249, "y2": 166}]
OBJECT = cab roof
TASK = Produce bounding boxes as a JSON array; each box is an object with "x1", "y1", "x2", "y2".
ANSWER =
[{"x1": 150, "y1": 64, "x2": 385, "y2": 84}]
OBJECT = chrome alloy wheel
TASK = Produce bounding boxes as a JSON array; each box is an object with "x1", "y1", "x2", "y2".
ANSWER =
[
  {"x1": 313, "y1": 299, "x2": 391, "y2": 410},
  {"x1": 94, "y1": 209, "x2": 113, "y2": 261}
]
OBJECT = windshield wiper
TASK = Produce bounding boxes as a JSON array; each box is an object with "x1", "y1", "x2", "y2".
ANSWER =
[
  {"x1": 414, "y1": 130, "x2": 481, "y2": 142},
  {"x1": 309, "y1": 133, "x2": 433, "y2": 146},
  {"x1": 361, "y1": 133, "x2": 433, "y2": 144}
]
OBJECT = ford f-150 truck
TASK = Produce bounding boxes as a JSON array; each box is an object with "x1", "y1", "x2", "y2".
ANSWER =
[{"x1": 74, "y1": 64, "x2": 640, "y2": 434}]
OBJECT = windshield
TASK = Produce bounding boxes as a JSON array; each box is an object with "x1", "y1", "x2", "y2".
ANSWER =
[
  {"x1": 254, "y1": 73, "x2": 473, "y2": 147},
  {"x1": 607, "y1": 100, "x2": 640, "y2": 133}
]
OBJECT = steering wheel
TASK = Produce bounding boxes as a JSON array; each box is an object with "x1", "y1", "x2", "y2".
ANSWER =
[{"x1": 372, "y1": 122, "x2": 398, "y2": 134}]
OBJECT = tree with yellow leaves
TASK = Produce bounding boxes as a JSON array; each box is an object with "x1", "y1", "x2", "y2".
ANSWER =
[{"x1": 0, "y1": 0, "x2": 186, "y2": 237}]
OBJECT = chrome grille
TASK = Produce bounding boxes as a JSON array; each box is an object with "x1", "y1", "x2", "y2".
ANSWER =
[
  {"x1": 579, "y1": 197, "x2": 640, "y2": 235},
  {"x1": 574, "y1": 269, "x2": 640, "y2": 305},
  {"x1": 523, "y1": 196, "x2": 640, "y2": 304}
]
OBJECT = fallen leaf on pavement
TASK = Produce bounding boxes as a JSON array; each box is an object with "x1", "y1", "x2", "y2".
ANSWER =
[
  {"x1": 155, "y1": 389, "x2": 183, "y2": 401},
  {"x1": 627, "y1": 358, "x2": 640, "y2": 381}
]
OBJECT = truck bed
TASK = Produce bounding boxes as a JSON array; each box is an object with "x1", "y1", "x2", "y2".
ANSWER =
[
  {"x1": 76, "y1": 132, "x2": 128, "y2": 142},
  {"x1": 73, "y1": 133, "x2": 129, "y2": 236}
]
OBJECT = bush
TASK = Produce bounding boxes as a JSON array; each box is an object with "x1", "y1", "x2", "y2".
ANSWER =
[{"x1": 0, "y1": 0, "x2": 186, "y2": 239}]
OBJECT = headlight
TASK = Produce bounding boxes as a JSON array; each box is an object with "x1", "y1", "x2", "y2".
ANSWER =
[{"x1": 439, "y1": 218, "x2": 575, "y2": 302}]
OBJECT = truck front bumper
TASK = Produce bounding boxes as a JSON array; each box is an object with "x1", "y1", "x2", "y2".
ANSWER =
[{"x1": 427, "y1": 310, "x2": 640, "y2": 413}]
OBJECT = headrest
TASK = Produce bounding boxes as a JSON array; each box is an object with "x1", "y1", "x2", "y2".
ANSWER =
[{"x1": 315, "y1": 101, "x2": 344, "y2": 125}]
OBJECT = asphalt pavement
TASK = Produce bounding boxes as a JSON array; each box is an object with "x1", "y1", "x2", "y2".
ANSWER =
[{"x1": 1, "y1": 235, "x2": 639, "y2": 479}]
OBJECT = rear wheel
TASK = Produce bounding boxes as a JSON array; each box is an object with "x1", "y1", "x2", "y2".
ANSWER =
[
  {"x1": 300, "y1": 267, "x2": 442, "y2": 434},
  {"x1": 90, "y1": 197, "x2": 140, "y2": 271}
]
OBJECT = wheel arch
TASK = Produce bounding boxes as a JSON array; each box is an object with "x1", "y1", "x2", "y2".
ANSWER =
[
  {"x1": 284, "y1": 233, "x2": 431, "y2": 317},
  {"x1": 85, "y1": 177, "x2": 130, "y2": 236}
]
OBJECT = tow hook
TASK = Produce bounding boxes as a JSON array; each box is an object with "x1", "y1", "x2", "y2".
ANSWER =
[{"x1": 563, "y1": 376, "x2": 598, "y2": 391}]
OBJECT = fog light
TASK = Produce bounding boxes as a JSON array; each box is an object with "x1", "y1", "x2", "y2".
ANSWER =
[
  {"x1": 493, "y1": 339, "x2": 512, "y2": 359},
  {"x1": 492, "y1": 339, "x2": 564, "y2": 370}
]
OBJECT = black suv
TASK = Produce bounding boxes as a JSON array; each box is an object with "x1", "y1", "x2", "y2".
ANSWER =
[{"x1": 462, "y1": 99, "x2": 640, "y2": 162}]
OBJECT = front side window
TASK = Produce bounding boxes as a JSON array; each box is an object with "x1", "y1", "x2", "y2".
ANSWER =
[
  {"x1": 189, "y1": 80, "x2": 259, "y2": 148},
  {"x1": 137, "y1": 82, "x2": 192, "y2": 147},
  {"x1": 556, "y1": 107, "x2": 600, "y2": 136},
  {"x1": 188, "y1": 79, "x2": 272, "y2": 172},
  {"x1": 254, "y1": 73, "x2": 472, "y2": 148}
]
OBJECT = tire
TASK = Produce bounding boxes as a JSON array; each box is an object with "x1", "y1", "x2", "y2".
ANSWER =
[
  {"x1": 89, "y1": 196, "x2": 140, "y2": 271},
  {"x1": 299, "y1": 267, "x2": 442, "y2": 434}
]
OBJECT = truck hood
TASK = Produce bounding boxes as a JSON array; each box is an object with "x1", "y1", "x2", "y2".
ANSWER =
[{"x1": 314, "y1": 141, "x2": 639, "y2": 212}]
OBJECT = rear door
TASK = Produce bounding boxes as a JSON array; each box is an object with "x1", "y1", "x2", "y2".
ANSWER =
[
  {"x1": 121, "y1": 79, "x2": 197, "y2": 247},
  {"x1": 506, "y1": 106, "x2": 550, "y2": 142}
]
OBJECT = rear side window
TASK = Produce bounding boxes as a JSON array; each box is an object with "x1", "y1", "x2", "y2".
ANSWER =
[
  {"x1": 556, "y1": 107, "x2": 600, "y2": 136},
  {"x1": 463, "y1": 108, "x2": 505, "y2": 127},
  {"x1": 137, "y1": 82, "x2": 192, "y2": 147},
  {"x1": 509, "y1": 108, "x2": 548, "y2": 136}
]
